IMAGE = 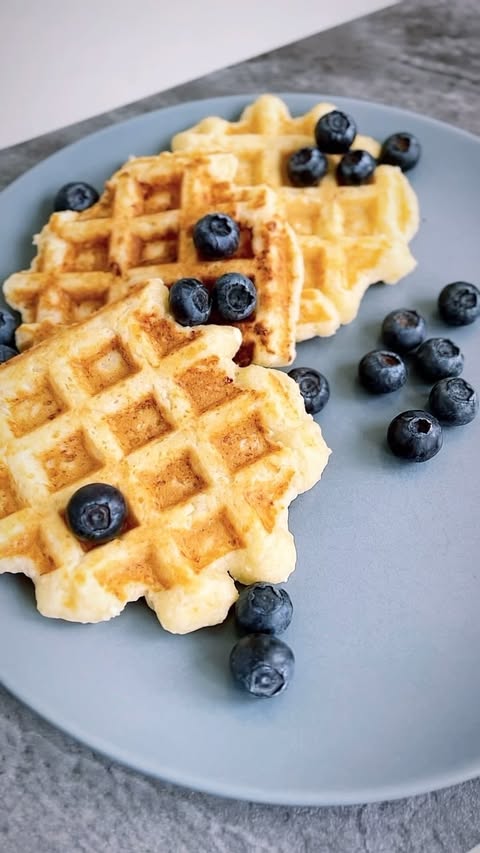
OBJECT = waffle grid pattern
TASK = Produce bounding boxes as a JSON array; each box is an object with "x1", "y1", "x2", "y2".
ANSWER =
[
  {"x1": 5, "y1": 152, "x2": 302, "y2": 365},
  {"x1": 172, "y1": 95, "x2": 420, "y2": 339},
  {"x1": 0, "y1": 281, "x2": 329, "y2": 632}
]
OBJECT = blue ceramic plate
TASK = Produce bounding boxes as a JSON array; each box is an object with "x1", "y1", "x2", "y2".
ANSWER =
[{"x1": 1, "y1": 94, "x2": 479, "y2": 806}]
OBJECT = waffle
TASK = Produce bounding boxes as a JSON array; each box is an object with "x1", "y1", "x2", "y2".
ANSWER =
[
  {"x1": 172, "y1": 94, "x2": 420, "y2": 340},
  {"x1": 0, "y1": 280, "x2": 330, "y2": 634},
  {"x1": 4, "y1": 151, "x2": 303, "y2": 366}
]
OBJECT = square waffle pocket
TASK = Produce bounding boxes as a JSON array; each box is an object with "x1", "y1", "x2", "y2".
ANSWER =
[
  {"x1": 4, "y1": 151, "x2": 303, "y2": 367},
  {"x1": 0, "y1": 280, "x2": 330, "y2": 633},
  {"x1": 172, "y1": 94, "x2": 420, "y2": 340}
]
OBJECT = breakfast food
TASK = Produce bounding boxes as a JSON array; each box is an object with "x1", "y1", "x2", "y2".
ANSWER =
[
  {"x1": 172, "y1": 94, "x2": 420, "y2": 340},
  {"x1": 4, "y1": 151, "x2": 303, "y2": 367},
  {"x1": 438, "y1": 281, "x2": 480, "y2": 327},
  {"x1": 415, "y1": 338, "x2": 464, "y2": 381},
  {"x1": 358, "y1": 350, "x2": 407, "y2": 394},
  {"x1": 379, "y1": 132, "x2": 421, "y2": 172},
  {"x1": 428, "y1": 378, "x2": 478, "y2": 425},
  {"x1": 0, "y1": 279, "x2": 330, "y2": 633},
  {"x1": 230, "y1": 633, "x2": 295, "y2": 697},
  {"x1": 381, "y1": 308, "x2": 426, "y2": 352},
  {"x1": 387, "y1": 410, "x2": 443, "y2": 462},
  {"x1": 234, "y1": 583, "x2": 293, "y2": 635},
  {"x1": 54, "y1": 181, "x2": 99, "y2": 212},
  {"x1": 287, "y1": 367, "x2": 330, "y2": 414}
]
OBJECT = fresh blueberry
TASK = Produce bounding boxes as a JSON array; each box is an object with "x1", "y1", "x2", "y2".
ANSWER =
[
  {"x1": 0, "y1": 344, "x2": 18, "y2": 364},
  {"x1": 287, "y1": 147, "x2": 328, "y2": 187},
  {"x1": 169, "y1": 278, "x2": 211, "y2": 326},
  {"x1": 0, "y1": 307, "x2": 19, "y2": 346},
  {"x1": 387, "y1": 410, "x2": 443, "y2": 462},
  {"x1": 379, "y1": 132, "x2": 421, "y2": 172},
  {"x1": 229, "y1": 633, "x2": 295, "y2": 697},
  {"x1": 213, "y1": 273, "x2": 257, "y2": 322},
  {"x1": 429, "y1": 377, "x2": 478, "y2": 426},
  {"x1": 438, "y1": 281, "x2": 480, "y2": 326},
  {"x1": 287, "y1": 367, "x2": 330, "y2": 414},
  {"x1": 53, "y1": 182, "x2": 99, "y2": 212},
  {"x1": 415, "y1": 338, "x2": 464, "y2": 381},
  {"x1": 336, "y1": 150, "x2": 376, "y2": 186},
  {"x1": 235, "y1": 583, "x2": 293, "y2": 635},
  {"x1": 358, "y1": 350, "x2": 407, "y2": 394},
  {"x1": 314, "y1": 110, "x2": 357, "y2": 154},
  {"x1": 381, "y1": 308, "x2": 426, "y2": 353},
  {"x1": 66, "y1": 483, "x2": 127, "y2": 543},
  {"x1": 193, "y1": 213, "x2": 240, "y2": 260}
]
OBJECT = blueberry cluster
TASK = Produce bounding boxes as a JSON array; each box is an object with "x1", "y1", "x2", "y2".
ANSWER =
[
  {"x1": 230, "y1": 583, "x2": 295, "y2": 698},
  {"x1": 357, "y1": 281, "x2": 480, "y2": 462},
  {"x1": 287, "y1": 110, "x2": 421, "y2": 189},
  {"x1": 169, "y1": 213, "x2": 257, "y2": 327}
]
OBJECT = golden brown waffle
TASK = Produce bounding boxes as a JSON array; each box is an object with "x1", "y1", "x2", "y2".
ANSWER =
[
  {"x1": 4, "y1": 152, "x2": 303, "y2": 366},
  {"x1": 0, "y1": 280, "x2": 330, "y2": 634},
  {"x1": 172, "y1": 94, "x2": 420, "y2": 340}
]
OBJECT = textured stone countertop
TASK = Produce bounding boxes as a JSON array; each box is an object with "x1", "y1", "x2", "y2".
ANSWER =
[{"x1": 1, "y1": 1, "x2": 480, "y2": 850}]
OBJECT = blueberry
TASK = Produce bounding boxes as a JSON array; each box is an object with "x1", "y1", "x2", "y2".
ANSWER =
[
  {"x1": 235, "y1": 583, "x2": 293, "y2": 634},
  {"x1": 287, "y1": 147, "x2": 328, "y2": 187},
  {"x1": 438, "y1": 281, "x2": 480, "y2": 327},
  {"x1": 429, "y1": 377, "x2": 478, "y2": 426},
  {"x1": 387, "y1": 410, "x2": 443, "y2": 462},
  {"x1": 415, "y1": 338, "x2": 464, "y2": 382},
  {"x1": 379, "y1": 132, "x2": 421, "y2": 172},
  {"x1": 0, "y1": 344, "x2": 18, "y2": 364},
  {"x1": 314, "y1": 110, "x2": 357, "y2": 154},
  {"x1": 169, "y1": 278, "x2": 211, "y2": 326},
  {"x1": 229, "y1": 633, "x2": 294, "y2": 697},
  {"x1": 336, "y1": 150, "x2": 376, "y2": 186},
  {"x1": 66, "y1": 483, "x2": 127, "y2": 543},
  {"x1": 53, "y1": 182, "x2": 99, "y2": 212},
  {"x1": 0, "y1": 307, "x2": 19, "y2": 346},
  {"x1": 287, "y1": 367, "x2": 330, "y2": 414},
  {"x1": 381, "y1": 309, "x2": 426, "y2": 353},
  {"x1": 213, "y1": 273, "x2": 256, "y2": 322},
  {"x1": 193, "y1": 213, "x2": 240, "y2": 260},
  {"x1": 358, "y1": 350, "x2": 407, "y2": 394}
]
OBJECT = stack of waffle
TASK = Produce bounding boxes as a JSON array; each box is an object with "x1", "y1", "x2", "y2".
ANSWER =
[{"x1": 0, "y1": 95, "x2": 419, "y2": 632}]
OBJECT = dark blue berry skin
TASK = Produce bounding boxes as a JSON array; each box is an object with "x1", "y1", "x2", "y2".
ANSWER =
[
  {"x1": 415, "y1": 338, "x2": 464, "y2": 382},
  {"x1": 387, "y1": 410, "x2": 443, "y2": 462},
  {"x1": 429, "y1": 377, "x2": 478, "y2": 426},
  {"x1": 358, "y1": 350, "x2": 407, "y2": 394},
  {"x1": 193, "y1": 213, "x2": 240, "y2": 259},
  {"x1": 235, "y1": 584, "x2": 293, "y2": 635},
  {"x1": 379, "y1": 133, "x2": 421, "y2": 172},
  {"x1": 66, "y1": 483, "x2": 127, "y2": 543},
  {"x1": 336, "y1": 150, "x2": 376, "y2": 186},
  {"x1": 229, "y1": 634, "x2": 295, "y2": 697},
  {"x1": 0, "y1": 344, "x2": 18, "y2": 364},
  {"x1": 438, "y1": 282, "x2": 480, "y2": 326},
  {"x1": 287, "y1": 147, "x2": 328, "y2": 187},
  {"x1": 0, "y1": 307, "x2": 19, "y2": 346},
  {"x1": 169, "y1": 278, "x2": 211, "y2": 326},
  {"x1": 288, "y1": 367, "x2": 330, "y2": 414},
  {"x1": 53, "y1": 182, "x2": 99, "y2": 212},
  {"x1": 213, "y1": 273, "x2": 257, "y2": 322},
  {"x1": 314, "y1": 110, "x2": 357, "y2": 154},
  {"x1": 381, "y1": 309, "x2": 426, "y2": 353}
]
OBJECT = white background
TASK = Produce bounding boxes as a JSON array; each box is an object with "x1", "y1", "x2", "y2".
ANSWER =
[{"x1": 0, "y1": 0, "x2": 395, "y2": 149}]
